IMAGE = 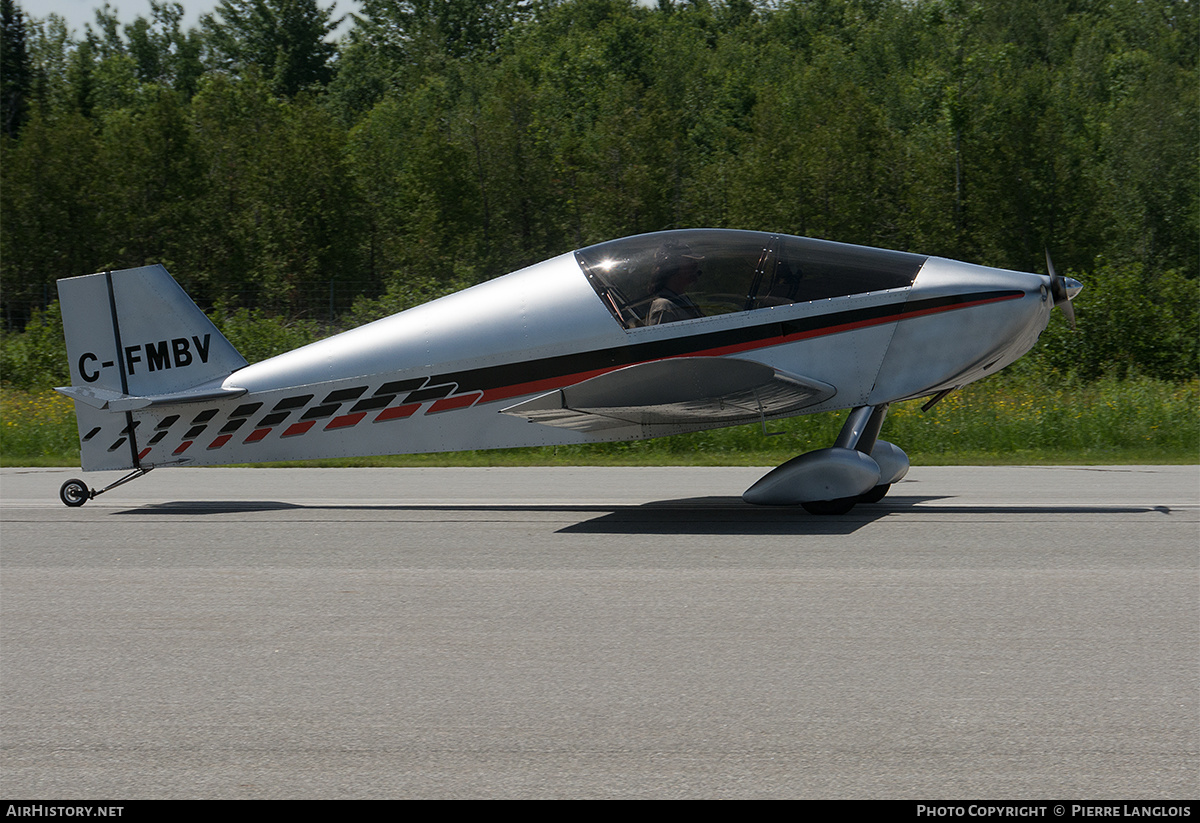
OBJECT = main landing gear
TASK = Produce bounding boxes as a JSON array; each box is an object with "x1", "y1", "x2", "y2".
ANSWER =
[
  {"x1": 798, "y1": 483, "x2": 892, "y2": 516},
  {"x1": 59, "y1": 466, "x2": 153, "y2": 507},
  {"x1": 742, "y1": 404, "x2": 909, "y2": 514}
]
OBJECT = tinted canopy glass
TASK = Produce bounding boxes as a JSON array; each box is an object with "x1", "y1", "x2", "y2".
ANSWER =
[{"x1": 576, "y1": 230, "x2": 927, "y2": 329}]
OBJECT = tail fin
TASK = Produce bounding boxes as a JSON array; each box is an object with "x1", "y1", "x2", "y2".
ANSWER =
[{"x1": 57, "y1": 265, "x2": 247, "y2": 470}]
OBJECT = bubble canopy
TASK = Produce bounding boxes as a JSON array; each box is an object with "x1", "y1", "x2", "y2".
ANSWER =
[{"x1": 575, "y1": 229, "x2": 928, "y2": 329}]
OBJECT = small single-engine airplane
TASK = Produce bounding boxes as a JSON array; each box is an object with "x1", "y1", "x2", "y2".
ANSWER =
[{"x1": 54, "y1": 229, "x2": 1080, "y2": 512}]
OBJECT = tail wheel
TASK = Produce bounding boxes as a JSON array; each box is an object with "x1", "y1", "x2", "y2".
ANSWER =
[{"x1": 59, "y1": 479, "x2": 90, "y2": 507}]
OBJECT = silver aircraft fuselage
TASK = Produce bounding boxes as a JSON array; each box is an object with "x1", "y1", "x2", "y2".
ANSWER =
[{"x1": 57, "y1": 230, "x2": 1073, "y2": 503}]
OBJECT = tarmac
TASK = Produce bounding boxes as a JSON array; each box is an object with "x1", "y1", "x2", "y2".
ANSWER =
[{"x1": 2, "y1": 465, "x2": 1197, "y2": 798}]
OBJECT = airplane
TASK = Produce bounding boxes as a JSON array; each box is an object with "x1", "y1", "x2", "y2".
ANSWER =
[{"x1": 53, "y1": 229, "x2": 1081, "y2": 513}]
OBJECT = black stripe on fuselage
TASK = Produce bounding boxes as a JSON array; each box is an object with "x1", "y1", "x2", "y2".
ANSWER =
[{"x1": 435, "y1": 290, "x2": 1024, "y2": 399}]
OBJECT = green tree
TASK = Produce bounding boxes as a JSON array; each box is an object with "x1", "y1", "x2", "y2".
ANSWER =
[
  {"x1": 1037, "y1": 262, "x2": 1199, "y2": 380},
  {"x1": 125, "y1": 2, "x2": 206, "y2": 96},
  {"x1": 0, "y1": 109, "x2": 101, "y2": 324},
  {"x1": 189, "y1": 74, "x2": 361, "y2": 314},
  {"x1": 727, "y1": 39, "x2": 901, "y2": 246},
  {"x1": 353, "y1": 0, "x2": 531, "y2": 63},
  {"x1": 348, "y1": 85, "x2": 482, "y2": 290},
  {"x1": 94, "y1": 87, "x2": 205, "y2": 272},
  {"x1": 202, "y1": 0, "x2": 340, "y2": 96},
  {"x1": 1, "y1": 0, "x2": 31, "y2": 136}
]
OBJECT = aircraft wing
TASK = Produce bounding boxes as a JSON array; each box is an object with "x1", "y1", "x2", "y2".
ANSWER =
[{"x1": 500, "y1": 356, "x2": 835, "y2": 432}]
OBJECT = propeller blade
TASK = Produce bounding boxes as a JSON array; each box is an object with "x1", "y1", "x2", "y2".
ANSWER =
[{"x1": 1045, "y1": 249, "x2": 1080, "y2": 330}]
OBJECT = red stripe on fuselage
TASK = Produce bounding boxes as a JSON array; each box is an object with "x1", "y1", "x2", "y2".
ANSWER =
[
  {"x1": 326, "y1": 412, "x2": 367, "y2": 430},
  {"x1": 477, "y1": 291, "x2": 1022, "y2": 404},
  {"x1": 282, "y1": 421, "x2": 315, "y2": 437},
  {"x1": 428, "y1": 393, "x2": 482, "y2": 414},
  {"x1": 375, "y1": 403, "x2": 421, "y2": 422}
]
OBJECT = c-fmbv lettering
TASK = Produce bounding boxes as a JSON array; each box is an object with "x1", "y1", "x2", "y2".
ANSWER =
[{"x1": 124, "y1": 334, "x2": 211, "y2": 375}]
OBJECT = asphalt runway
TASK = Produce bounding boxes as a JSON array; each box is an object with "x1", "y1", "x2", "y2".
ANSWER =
[{"x1": 2, "y1": 465, "x2": 1197, "y2": 799}]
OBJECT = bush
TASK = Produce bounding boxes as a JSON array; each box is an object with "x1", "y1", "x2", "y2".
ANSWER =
[
  {"x1": 0, "y1": 304, "x2": 68, "y2": 390},
  {"x1": 205, "y1": 305, "x2": 327, "y2": 365},
  {"x1": 1034, "y1": 262, "x2": 1199, "y2": 381}
]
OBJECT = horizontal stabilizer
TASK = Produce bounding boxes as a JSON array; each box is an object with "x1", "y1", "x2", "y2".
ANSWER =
[
  {"x1": 501, "y1": 356, "x2": 835, "y2": 432},
  {"x1": 55, "y1": 383, "x2": 247, "y2": 412}
]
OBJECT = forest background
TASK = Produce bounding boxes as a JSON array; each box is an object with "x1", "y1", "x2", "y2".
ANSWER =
[{"x1": 1, "y1": 0, "x2": 1196, "y2": 465}]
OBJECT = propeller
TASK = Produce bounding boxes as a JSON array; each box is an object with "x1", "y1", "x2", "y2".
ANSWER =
[{"x1": 1045, "y1": 249, "x2": 1083, "y2": 330}]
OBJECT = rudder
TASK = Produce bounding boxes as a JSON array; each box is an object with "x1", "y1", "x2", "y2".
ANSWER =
[{"x1": 57, "y1": 266, "x2": 247, "y2": 470}]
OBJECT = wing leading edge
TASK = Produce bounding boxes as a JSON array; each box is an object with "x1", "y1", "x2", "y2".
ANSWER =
[{"x1": 500, "y1": 356, "x2": 835, "y2": 432}]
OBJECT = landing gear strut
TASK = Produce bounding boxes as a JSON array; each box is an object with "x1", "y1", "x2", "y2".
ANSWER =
[{"x1": 59, "y1": 466, "x2": 153, "y2": 507}]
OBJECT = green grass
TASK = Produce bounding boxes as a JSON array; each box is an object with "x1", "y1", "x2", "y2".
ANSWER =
[
  {"x1": 1, "y1": 389, "x2": 82, "y2": 465},
  {"x1": 3, "y1": 374, "x2": 1197, "y2": 467}
]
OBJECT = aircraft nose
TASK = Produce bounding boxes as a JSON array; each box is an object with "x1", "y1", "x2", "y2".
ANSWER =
[
  {"x1": 1062, "y1": 277, "x2": 1083, "y2": 301},
  {"x1": 1044, "y1": 251, "x2": 1081, "y2": 328}
]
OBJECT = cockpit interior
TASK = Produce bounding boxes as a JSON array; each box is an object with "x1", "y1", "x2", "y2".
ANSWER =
[{"x1": 576, "y1": 229, "x2": 928, "y2": 329}]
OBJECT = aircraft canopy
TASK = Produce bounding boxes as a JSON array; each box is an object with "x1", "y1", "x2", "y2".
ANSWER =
[{"x1": 576, "y1": 229, "x2": 927, "y2": 329}]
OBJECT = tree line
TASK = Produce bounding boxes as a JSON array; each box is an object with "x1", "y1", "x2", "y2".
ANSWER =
[{"x1": 1, "y1": 0, "x2": 1196, "y2": 380}]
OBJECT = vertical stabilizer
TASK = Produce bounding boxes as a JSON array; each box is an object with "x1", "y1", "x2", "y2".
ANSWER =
[{"x1": 57, "y1": 265, "x2": 247, "y2": 470}]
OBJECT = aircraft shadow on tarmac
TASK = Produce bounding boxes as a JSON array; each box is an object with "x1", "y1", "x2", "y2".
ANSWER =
[
  {"x1": 114, "y1": 496, "x2": 901, "y2": 534},
  {"x1": 115, "y1": 496, "x2": 902, "y2": 535},
  {"x1": 113, "y1": 496, "x2": 1169, "y2": 536},
  {"x1": 115, "y1": 500, "x2": 307, "y2": 515},
  {"x1": 555, "y1": 497, "x2": 1169, "y2": 535},
  {"x1": 557, "y1": 496, "x2": 900, "y2": 535}
]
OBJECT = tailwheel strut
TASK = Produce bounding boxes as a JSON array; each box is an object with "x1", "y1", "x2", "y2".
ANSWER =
[{"x1": 59, "y1": 466, "x2": 153, "y2": 507}]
